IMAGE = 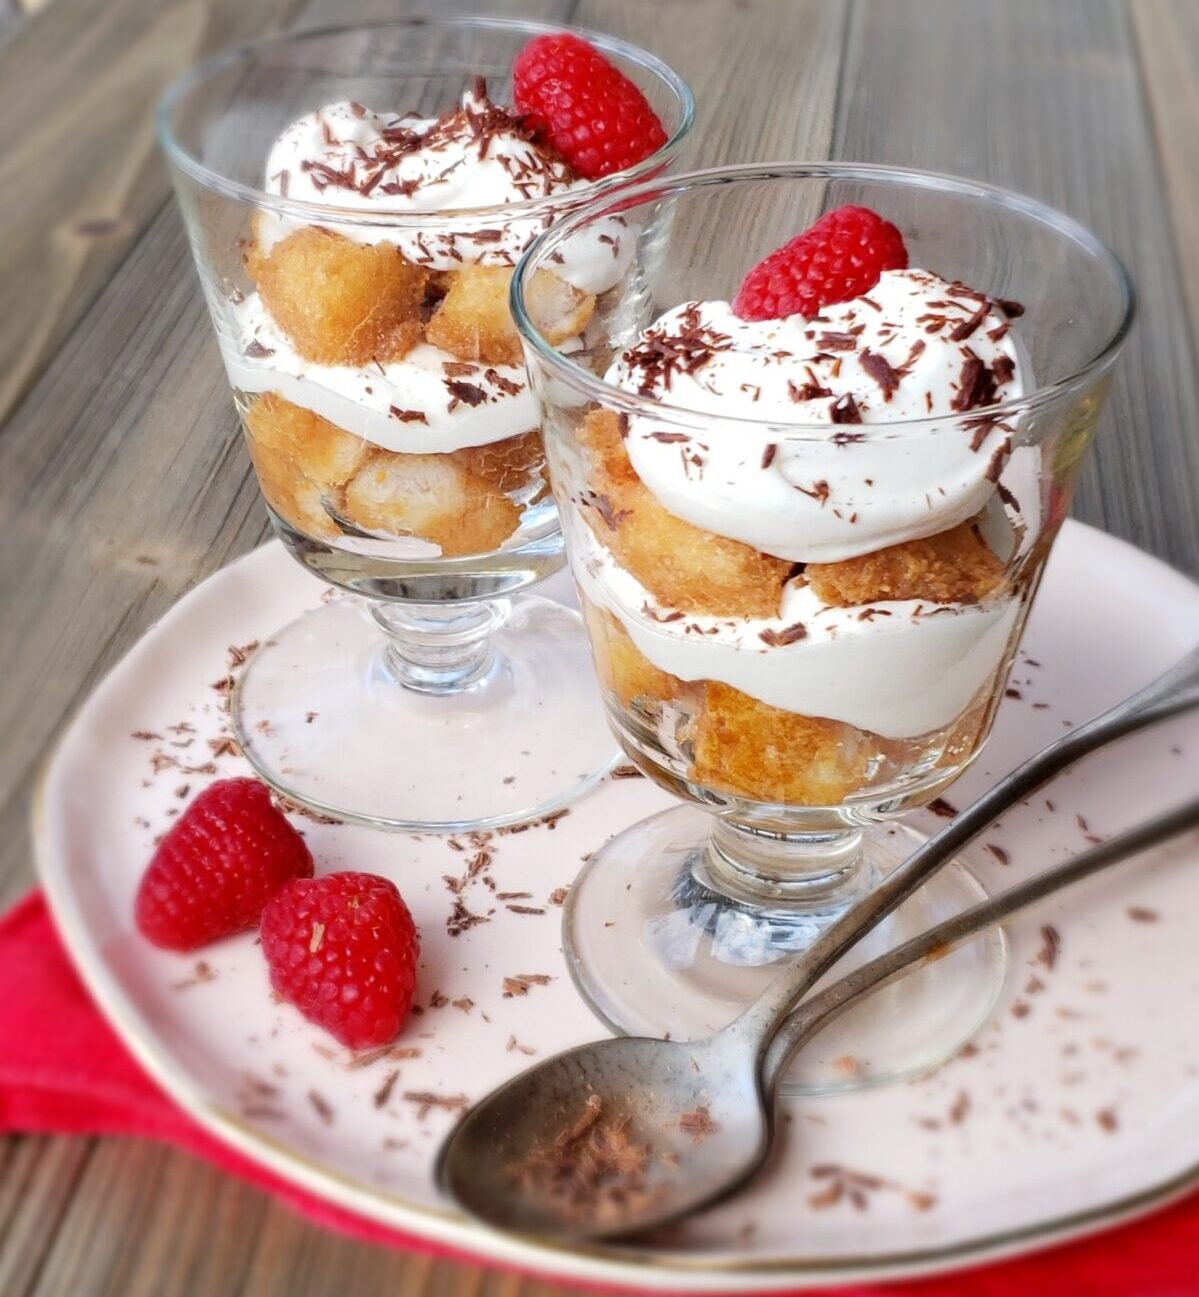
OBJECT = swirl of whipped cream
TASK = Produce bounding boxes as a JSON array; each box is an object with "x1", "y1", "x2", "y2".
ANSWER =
[
  {"x1": 256, "y1": 89, "x2": 632, "y2": 294},
  {"x1": 606, "y1": 270, "x2": 1026, "y2": 563}
]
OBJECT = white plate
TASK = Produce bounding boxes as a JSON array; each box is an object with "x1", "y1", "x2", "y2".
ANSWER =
[{"x1": 34, "y1": 521, "x2": 1199, "y2": 1292}]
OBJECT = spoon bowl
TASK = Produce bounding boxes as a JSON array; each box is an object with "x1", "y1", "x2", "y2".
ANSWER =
[{"x1": 436, "y1": 1033, "x2": 768, "y2": 1241}]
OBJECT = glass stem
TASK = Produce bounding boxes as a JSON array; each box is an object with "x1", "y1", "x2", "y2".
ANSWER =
[
  {"x1": 369, "y1": 598, "x2": 509, "y2": 695},
  {"x1": 695, "y1": 818, "x2": 872, "y2": 915}
]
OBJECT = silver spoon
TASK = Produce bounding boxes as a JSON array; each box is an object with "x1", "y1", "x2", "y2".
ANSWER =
[
  {"x1": 438, "y1": 646, "x2": 1199, "y2": 1241},
  {"x1": 440, "y1": 796, "x2": 1199, "y2": 1240}
]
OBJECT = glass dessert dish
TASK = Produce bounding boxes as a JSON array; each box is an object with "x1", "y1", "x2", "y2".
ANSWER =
[
  {"x1": 514, "y1": 164, "x2": 1132, "y2": 1091},
  {"x1": 158, "y1": 19, "x2": 692, "y2": 830}
]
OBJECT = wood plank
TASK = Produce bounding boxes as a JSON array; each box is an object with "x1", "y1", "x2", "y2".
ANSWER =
[
  {"x1": 0, "y1": 1137, "x2": 95, "y2": 1296},
  {"x1": 22, "y1": 1140, "x2": 264, "y2": 1297},
  {"x1": 832, "y1": 0, "x2": 1199, "y2": 576},
  {"x1": 236, "y1": 1202, "x2": 437, "y2": 1296},
  {"x1": 0, "y1": 0, "x2": 295, "y2": 428},
  {"x1": 1130, "y1": 0, "x2": 1199, "y2": 356}
]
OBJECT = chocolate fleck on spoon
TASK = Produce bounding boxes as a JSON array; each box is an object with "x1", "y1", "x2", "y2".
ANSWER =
[{"x1": 438, "y1": 647, "x2": 1199, "y2": 1241}]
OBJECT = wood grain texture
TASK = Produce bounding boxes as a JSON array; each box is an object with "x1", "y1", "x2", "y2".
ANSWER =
[
  {"x1": 1130, "y1": 0, "x2": 1199, "y2": 359},
  {"x1": 0, "y1": 0, "x2": 295, "y2": 427},
  {"x1": 0, "y1": 1, "x2": 1196, "y2": 1294}
]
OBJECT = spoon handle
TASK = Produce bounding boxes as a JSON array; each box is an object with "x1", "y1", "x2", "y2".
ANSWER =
[
  {"x1": 761, "y1": 793, "x2": 1199, "y2": 1090},
  {"x1": 726, "y1": 643, "x2": 1199, "y2": 1060}
]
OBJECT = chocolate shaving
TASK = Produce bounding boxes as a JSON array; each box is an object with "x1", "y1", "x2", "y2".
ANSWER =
[
  {"x1": 445, "y1": 379, "x2": 488, "y2": 410},
  {"x1": 789, "y1": 378, "x2": 833, "y2": 402},
  {"x1": 582, "y1": 490, "x2": 630, "y2": 530},
  {"x1": 507, "y1": 1095, "x2": 658, "y2": 1225},
  {"x1": 502, "y1": 973, "x2": 553, "y2": 998},
  {"x1": 759, "y1": 623, "x2": 808, "y2": 647},
  {"x1": 641, "y1": 603, "x2": 685, "y2": 623},
  {"x1": 985, "y1": 439, "x2": 1012, "y2": 482},
  {"x1": 860, "y1": 349, "x2": 900, "y2": 400},
  {"x1": 898, "y1": 338, "x2": 927, "y2": 373},
  {"x1": 793, "y1": 479, "x2": 831, "y2": 504},
  {"x1": 403, "y1": 1091, "x2": 468, "y2": 1120},
  {"x1": 964, "y1": 414, "x2": 1005, "y2": 453},
  {"x1": 951, "y1": 349, "x2": 1001, "y2": 412},
  {"x1": 992, "y1": 354, "x2": 1016, "y2": 385},
  {"x1": 484, "y1": 367, "x2": 524, "y2": 397},
  {"x1": 620, "y1": 303, "x2": 735, "y2": 397},
  {"x1": 389, "y1": 407, "x2": 428, "y2": 423},
  {"x1": 1037, "y1": 924, "x2": 1061, "y2": 969},
  {"x1": 830, "y1": 394, "x2": 862, "y2": 424},
  {"x1": 446, "y1": 898, "x2": 489, "y2": 937},
  {"x1": 948, "y1": 304, "x2": 989, "y2": 342},
  {"x1": 307, "y1": 1090, "x2": 334, "y2": 1124}
]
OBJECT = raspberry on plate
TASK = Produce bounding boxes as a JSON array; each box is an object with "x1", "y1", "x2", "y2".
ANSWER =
[
  {"x1": 733, "y1": 205, "x2": 908, "y2": 321},
  {"x1": 513, "y1": 32, "x2": 668, "y2": 180},
  {"x1": 260, "y1": 872, "x2": 419, "y2": 1050},
  {"x1": 135, "y1": 777, "x2": 314, "y2": 951}
]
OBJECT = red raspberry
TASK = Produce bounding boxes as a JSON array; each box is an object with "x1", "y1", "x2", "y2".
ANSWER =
[
  {"x1": 513, "y1": 33, "x2": 668, "y2": 180},
  {"x1": 733, "y1": 205, "x2": 909, "y2": 321},
  {"x1": 260, "y1": 872, "x2": 419, "y2": 1050},
  {"x1": 135, "y1": 778, "x2": 314, "y2": 951}
]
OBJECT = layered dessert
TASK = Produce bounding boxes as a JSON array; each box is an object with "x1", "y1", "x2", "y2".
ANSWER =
[
  {"x1": 567, "y1": 206, "x2": 1034, "y2": 806},
  {"x1": 222, "y1": 35, "x2": 667, "y2": 557}
]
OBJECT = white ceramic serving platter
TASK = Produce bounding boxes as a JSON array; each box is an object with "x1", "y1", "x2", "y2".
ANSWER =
[{"x1": 35, "y1": 522, "x2": 1199, "y2": 1292}]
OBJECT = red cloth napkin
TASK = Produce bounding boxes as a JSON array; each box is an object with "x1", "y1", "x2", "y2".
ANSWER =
[{"x1": 2, "y1": 889, "x2": 1196, "y2": 1295}]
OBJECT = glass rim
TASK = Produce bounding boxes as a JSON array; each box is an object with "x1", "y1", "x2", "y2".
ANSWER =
[
  {"x1": 511, "y1": 161, "x2": 1136, "y2": 436},
  {"x1": 155, "y1": 15, "x2": 695, "y2": 226}
]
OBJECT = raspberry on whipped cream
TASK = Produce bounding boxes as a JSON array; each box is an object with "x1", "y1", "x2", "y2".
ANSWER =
[
  {"x1": 256, "y1": 84, "x2": 632, "y2": 292},
  {"x1": 608, "y1": 270, "x2": 1025, "y2": 564}
]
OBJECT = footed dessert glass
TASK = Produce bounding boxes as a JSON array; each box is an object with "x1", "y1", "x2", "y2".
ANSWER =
[
  {"x1": 514, "y1": 164, "x2": 1132, "y2": 1090},
  {"x1": 159, "y1": 19, "x2": 692, "y2": 830}
]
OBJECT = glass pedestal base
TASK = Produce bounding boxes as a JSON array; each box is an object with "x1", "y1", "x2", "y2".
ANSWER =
[
  {"x1": 563, "y1": 804, "x2": 1006, "y2": 1094},
  {"x1": 232, "y1": 594, "x2": 618, "y2": 832}
]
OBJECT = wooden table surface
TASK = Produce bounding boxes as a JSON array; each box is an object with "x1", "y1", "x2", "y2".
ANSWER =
[{"x1": 2, "y1": 0, "x2": 1198, "y2": 1292}]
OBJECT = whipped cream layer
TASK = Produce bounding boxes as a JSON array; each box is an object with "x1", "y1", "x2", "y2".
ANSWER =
[
  {"x1": 574, "y1": 524, "x2": 1021, "y2": 739},
  {"x1": 608, "y1": 270, "x2": 1026, "y2": 563},
  {"x1": 257, "y1": 92, "x2": 632, "y2": 294},
  {"x1": 223, "y1": 293, "x2": 537, "y2": 454}
]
